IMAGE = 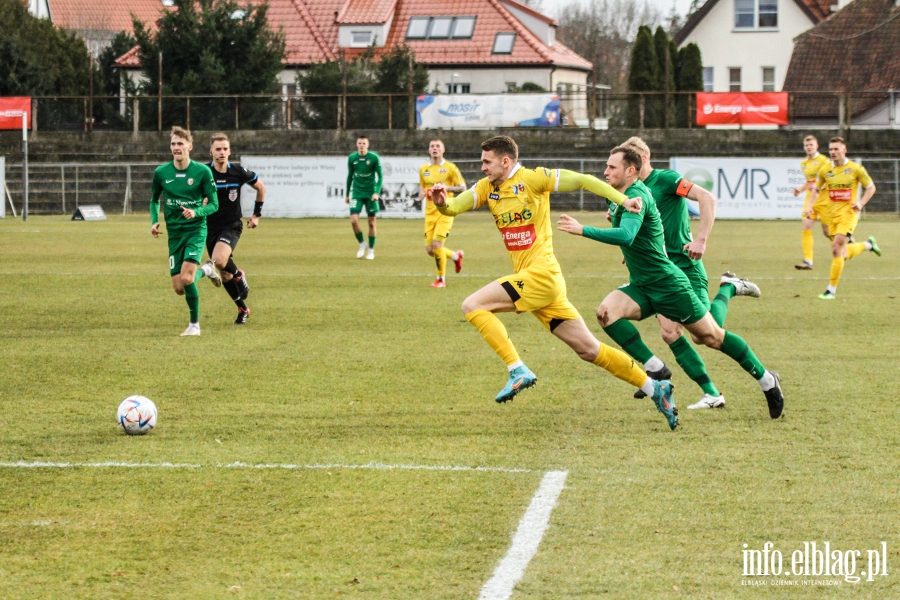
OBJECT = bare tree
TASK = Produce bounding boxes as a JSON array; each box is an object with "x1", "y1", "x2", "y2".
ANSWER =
[{"x1": 557, "y1": 0, "x2": 666, "y2": 91}]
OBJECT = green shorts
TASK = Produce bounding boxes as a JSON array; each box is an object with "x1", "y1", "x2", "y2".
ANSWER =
[
  {"x1": 619, "y1": 269, "x2": 709, "y2": 325},
  {"x1": 349, "y1": 197, "x2": 380, "y2": 216},
  {"x1": 669, "y1": 254, "x2": 710, "y2": 311},
  {"x1": 167, "y1": 229, "x2": 206, "y2": 276}
]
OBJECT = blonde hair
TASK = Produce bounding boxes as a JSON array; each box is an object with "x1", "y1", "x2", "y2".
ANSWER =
[
  {"x1": 622, "y1": 136, "x2": 651, "y2": 159},
  {"x1": 171, "y1": 126, "x2": 192, "y2": 144},
  {"x1": 803, "y1": 135, "x2": 817, "y2": 143},
  {"x1": 210, "y1": 132, "x2": 230, "y2": 145}
]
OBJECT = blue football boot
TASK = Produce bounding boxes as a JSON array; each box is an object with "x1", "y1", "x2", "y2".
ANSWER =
[
  {"x1": 651, "y1": 380, "x2": 678, "y2": 430},
  {"x1": 495, "y1": 365, "x2": 537, "y2": 403}
]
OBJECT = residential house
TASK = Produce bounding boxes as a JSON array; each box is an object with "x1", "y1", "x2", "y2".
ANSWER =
[
  {"x1": 675, "y1": 0, "x2": 833, "y2": 93},
  {"x1": 783, "y1": 0, "x2": 900, "y2": 127}
]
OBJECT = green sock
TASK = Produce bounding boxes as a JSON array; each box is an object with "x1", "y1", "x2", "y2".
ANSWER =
[
  {"x1": 709, "y1": 283, "x2": 735, "y2": 327},
  {"x1": 669, "y1": 336, "x2": 720, "y2": 396},
  {"x1": 355, "y1": 231, "x2": 364, "y2": 243},
  {"x1": 720, "y1": 330, "x2": 765, "y2": 380},
  {"x1": 193, "y1": 266, "x2": 204, "y2": 283},
  {"x1": 368, "y1": 236, "x2": 376, "y2": 249},
  {"x1": 602, "y1": 319, "x2": 654, "y2": 364},
  {"x1": 184, "y1": 282, "x2": 199, "y2": 323}
]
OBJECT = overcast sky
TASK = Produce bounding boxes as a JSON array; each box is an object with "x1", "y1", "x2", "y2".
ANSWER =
[{"x1": 545, "y1": 0, "x2": 694, "y2": 23}]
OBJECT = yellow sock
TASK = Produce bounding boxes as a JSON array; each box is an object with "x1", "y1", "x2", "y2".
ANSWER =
[
  {"x1": 434, "y1": 247, "x2": 452, "y2": 277},
  {"x1": 829, "y1": 256, "x2": 845, "y2": 287},
  {"x1": 465, "y1": 309, "x2": 520, "y2": 366},
  {"x1": 593, "y1": 343, "x2": 648, "y2": 388},
  {"x1": 802, "y1": 229, "x2": 814, "y2": 263},
  {"x1": 846, "y1": 242, "x2": 865, "y2": 260}
]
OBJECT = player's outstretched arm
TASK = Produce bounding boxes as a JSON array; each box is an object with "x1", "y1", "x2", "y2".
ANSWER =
[
  {"x1": 556, "y1": 170, "x2": 640, "y2": 213},
  {"x1": 431, "y1": 183, "x2": 475, "y2": 216},
  {"x1": 559, "y1": 213, "x2": 641, "y2": 247}
]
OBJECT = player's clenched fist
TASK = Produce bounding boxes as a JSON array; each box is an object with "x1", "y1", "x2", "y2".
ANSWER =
[{"x1": 429, "y1": 183, "x2": 448, "y2": 206}]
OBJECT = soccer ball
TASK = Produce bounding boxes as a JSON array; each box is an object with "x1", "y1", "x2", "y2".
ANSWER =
[{"x1": 117, "y1": 396, "x2": 157, "y2": 435}]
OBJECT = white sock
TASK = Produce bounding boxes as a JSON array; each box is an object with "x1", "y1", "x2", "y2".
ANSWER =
[
  {"x1": 865, "y1": 241, "x2": 873, "y2": 251},
  {"x1": 640, "y1": 379, "x2": 656, "y2": 397},
  {"x1": 451, "y1": 252, "x2": 459, "y2": 261},
  {"x1": 359, "y1": 241, "x2": 367, "y2": 248},
  {"x1": 826, "y1": 285, "x2": 837, "y2": 294},
  {"x1": 201, "y1": 263, "x2": 212, "y2": 277},
  {"x1": 508, "y1": 360, "x2": 524, "y2": 371},
  {"x1": 644, "y1": 356, "x2": 665, "y2": 372},
  {"x1": 758, "y1": 371, "x2": 776, "y2": 391}
]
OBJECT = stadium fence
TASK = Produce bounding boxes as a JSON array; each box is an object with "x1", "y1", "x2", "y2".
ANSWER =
[{"x1": 4, "y1": 159, "x2": 899, "y2": 217}]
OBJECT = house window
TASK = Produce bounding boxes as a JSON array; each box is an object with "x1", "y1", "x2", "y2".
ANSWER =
[
  {"x1": 735, "y1": 0, "x2": 778, "y2": 28},
  {"x1": 729, "y1": 68, "x2": 742, "y2": 92},
  {"x1": 492, "y1": 32, "x2": 516, "y2": 54},
  {"x1": 762, "y1": 67, "x2": 775, "y2": 91},
  {"x1": 351, "y1": 31, "x2": 373, "y2": 47},
  {"x1": 446, "y1": 83, "x2": 470, "y2": 93},
  {"x1": 406, "y1": 17, "x2": 429, "y2": 39},
  {"x1": 703, "y1": 67, "x2": 714, "y2": 92},
  {"x1": 406, "y1": 16, "x2": 476, "y2": 40}
]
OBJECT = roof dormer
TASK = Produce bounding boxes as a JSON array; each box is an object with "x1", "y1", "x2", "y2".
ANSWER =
[
  {"x1": 336, "y1": 0, "x2": 398, "y2": 48},
  {"x1": 500, "y1": 0, "x2": 557, "y2": 47}
]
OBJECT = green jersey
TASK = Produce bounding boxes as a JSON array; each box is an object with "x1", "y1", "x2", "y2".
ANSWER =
[
  {"x1": 150, "y1": 160, "x2": 218, "y2": 235},
  {"x1": 346, "y1": 151, "x2": 383, "y2": 199},
  {"x1": 608, "y1": 180, "x2": 680, "y2": 286},
  {"x1": 642, "y1": 168, "x2": 696, "y2": 266}
]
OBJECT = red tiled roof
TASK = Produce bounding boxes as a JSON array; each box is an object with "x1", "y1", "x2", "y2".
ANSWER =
[
  {"x1": 113, "y1": 44, "x2": 140, "y2": 67},
  {"x1": 336, "y1": 0, "x2": 398, "y2": 24},
  {"x1": 784, "y1": 0, "x2": 900, "y2": 117},
  {"x1": 674, "y1": 0, "x2": 829, "y2": 45},
  {"x1": 114, "y1": 0, "x2": 591, "y2": 71},
  {"x1": 48, "y1": 0, "x2": 170, "y2": 34},
  {"x1": 501, "y1": 0, "x2": 557, "y2": 26}
]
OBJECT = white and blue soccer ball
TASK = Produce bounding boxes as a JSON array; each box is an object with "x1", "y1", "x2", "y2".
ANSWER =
[{"x1": 117, "y1": 396, "x2": 157, "y2": 435}]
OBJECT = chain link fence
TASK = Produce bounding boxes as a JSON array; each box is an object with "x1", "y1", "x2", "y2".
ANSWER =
[{"x1": 3, "y1": 159, "x2": 899, "y2": 216}]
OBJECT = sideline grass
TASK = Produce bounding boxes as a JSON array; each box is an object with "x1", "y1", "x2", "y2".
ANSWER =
[{"x1": 1, "y1": 214, "x2": 899, "y2": 598}]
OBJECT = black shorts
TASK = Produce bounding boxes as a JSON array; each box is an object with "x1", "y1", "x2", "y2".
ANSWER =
[{"x1": 206, "y1": 221, "x2": 243, "y2": 255}]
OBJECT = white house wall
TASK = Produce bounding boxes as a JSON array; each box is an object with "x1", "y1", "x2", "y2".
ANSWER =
[{"x1": 681, "y1": 0, "x2": 817, "y2": 91}]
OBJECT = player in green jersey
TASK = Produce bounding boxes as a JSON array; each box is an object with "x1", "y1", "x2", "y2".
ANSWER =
[
  {"x1": 345, "y1": 135, "x2": 383, "y2": 260},
  {"x1": 557, "y1": 146, "x2": 784, "y2": 419},
  {"x1": 608, "y1": 136, "x2": 761, "y2": 410},
  {"x1": 150, "y1": 127, "x2": 222, "y2": 336}
]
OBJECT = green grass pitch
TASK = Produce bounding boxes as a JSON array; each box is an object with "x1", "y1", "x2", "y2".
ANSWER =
[{"x1": 1, "y1": 213, "x2": 898, "y2": 599}]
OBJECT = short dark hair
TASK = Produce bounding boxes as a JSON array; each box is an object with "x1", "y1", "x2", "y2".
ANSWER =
[
  {"x1": 803, "y1": 135, "x2": 817, "y2": 143},
  {"x1": 610, "y1": 145, "x2": 642, "y2": 172},
  {"x1": 481, "y1": 135, "x2": 518, "y2": 160},
  {"x1": 356, "y1": 134, "x2": 369, "y2": 141},
  {"x1": 830, "y1": 136, "x2": 846, "y2": 147},
  {"x1": 210, "y1": 132, "x2": 229, "y2": 145}
]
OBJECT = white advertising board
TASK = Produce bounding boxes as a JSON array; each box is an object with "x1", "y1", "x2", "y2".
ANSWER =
[
  {"x1": 669, "y1": 157, "x2": 807, "y2": 219},
  {"x1": 239, "y1": 156, "x2": 426, "y2": 218},
  {"x1": 416, "y1": 94, "x2": 561, "y2": 129}
]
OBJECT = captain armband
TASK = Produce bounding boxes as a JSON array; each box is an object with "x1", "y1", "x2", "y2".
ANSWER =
[{"x1": 676, "y1": 180, "x2": 694, "y2": 197}]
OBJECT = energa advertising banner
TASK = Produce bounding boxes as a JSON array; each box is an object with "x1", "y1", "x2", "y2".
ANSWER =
[
  {"x1": 669, "y1": 157, "x2": 808, "y2": 219},
  {"x1": 695, "y1": 93, "x2": 788, "y2": 126},
  {"x1": 239, "y1": 156, "x2": 426, "y2": 218},
  {"x1": 416, "y1": 94, "x2": 560, "y2": 129}
]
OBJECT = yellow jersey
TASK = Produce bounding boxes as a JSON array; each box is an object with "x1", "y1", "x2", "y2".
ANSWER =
[
  {"x1": 419, "y1": 160, "x2": 464, "y2": 219},
  {"x1": 816, "y1": 159, "x2": 872, "y2": 205},
  {"x1": 471, "y1": 164, "x2": 559, "y2": 274},
  {"x1": 800, "y1": 153, "x2": 829, "y2": 204}
]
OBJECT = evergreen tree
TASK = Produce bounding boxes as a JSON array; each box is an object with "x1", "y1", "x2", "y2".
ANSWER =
[
  {"x1": 627, "y1": 25, "x2": 659, "y2": 128},
  {"x1": 653, "y1": 26, "x2": 675, "y2": 127},
  {"x1": 133, "y1": 0, "x2": 285, "y2": 129},
  {"x1": 676, "y1": 43, "x2": 703, "y2": 126},
  {"x1": 0, "y1": 0, "x2": 92, "y2": 96}
]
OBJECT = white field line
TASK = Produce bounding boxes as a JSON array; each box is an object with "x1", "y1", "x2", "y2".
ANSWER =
[
  {"x1": 478, "y1": 470, "x2": 569, "y2": 600},
  {"x1": 0, "y1": 460, "x2": 533, "y2": 473}
]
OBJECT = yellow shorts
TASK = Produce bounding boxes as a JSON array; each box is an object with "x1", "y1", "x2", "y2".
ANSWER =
[
  {"x1": 424, "y1": 214, "x2": 453, "y2": 244},
  {"x1": 828, "y1": 205, "x2": 858, "y2": 238},
  {"x1": 807, "y1": 199, "x2": 831, "y2": 223},
  {"x1": 496, "y1": 265, "x2": 581, "y2": 331}
]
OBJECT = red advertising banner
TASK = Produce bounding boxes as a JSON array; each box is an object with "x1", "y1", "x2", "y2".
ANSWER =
[
  {"x1": 696, "y1": 92, "x2": 788, "y2": 126},
  {"x1": 0, "y1": 97, "x2": 31, "y2": 130}
]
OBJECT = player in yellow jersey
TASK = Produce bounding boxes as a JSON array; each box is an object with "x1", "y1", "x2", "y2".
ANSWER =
[
  {"x1": 794, "y1": 135, "x2": 831, "y2": 270},
  {"x1": 430, "y1": 135, "x2": 679, "y2": 430},
  {"x1": 418, "y1": 139, "x2": 466, "y2": 288},
  {"x1": 812, "y1": 137, "x2": 880, "y2": 299}
]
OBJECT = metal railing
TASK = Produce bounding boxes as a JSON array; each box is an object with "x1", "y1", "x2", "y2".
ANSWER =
[
  {"x1": 20, "y1": 90, "x2": 900, "y2": 133},
  {"x1": 4, "y1": 158, "x2": 899, "y2": 216}
]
